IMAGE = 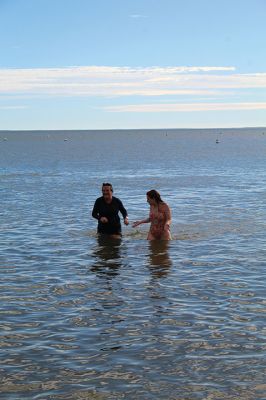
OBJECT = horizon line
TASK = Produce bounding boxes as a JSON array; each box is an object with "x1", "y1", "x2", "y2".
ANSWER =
[{"x1": 1, "y1": 126, "x2": 265, "y2": 133}]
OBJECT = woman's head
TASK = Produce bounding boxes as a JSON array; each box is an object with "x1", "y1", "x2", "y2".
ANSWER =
[{"x1": 146, "y1": 189, "x2": 163, "y2": 205}]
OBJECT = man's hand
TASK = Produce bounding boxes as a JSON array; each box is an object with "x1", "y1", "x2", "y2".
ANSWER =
[
  {"x1": 124, "y1": 217, "x2": 129, "y2": 226},
  {"x1": 100, "y1": 217, "x2": 108, "y2": 223}
]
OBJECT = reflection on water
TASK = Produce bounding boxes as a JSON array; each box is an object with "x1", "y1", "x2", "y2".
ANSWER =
[
  {"x1": 147, "y1": 240, "x2": 172, "y2": 278},
  {"x1": 90, "y1": 235, "x2": 122, "y2": 278},
  {"x1": 90, "y1": 236, "x2": 173, "y2": 280}
]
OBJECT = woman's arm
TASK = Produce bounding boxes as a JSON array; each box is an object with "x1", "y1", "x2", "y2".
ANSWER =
[
  {"x1": 163, "y1": 204, "x2": 171, "y2": 230},
  {"x1": 132, "y1": 217, "x2": 150, "y2": 228}
]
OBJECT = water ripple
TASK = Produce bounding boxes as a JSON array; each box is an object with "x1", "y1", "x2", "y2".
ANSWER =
[{"x1": 1, "y1": 130, "x2": 266, "y2": 399}]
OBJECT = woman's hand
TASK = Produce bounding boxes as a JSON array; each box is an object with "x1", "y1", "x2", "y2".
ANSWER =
[
  {"x1": 124, "y1": 217, "x2": 129, "y2": 226},
  {"x1": 132, "y1": 221, "x2": 141, "y2": 228},
  {"x1": 100, "y1": 217, "x2": 108, "y2": 223}
]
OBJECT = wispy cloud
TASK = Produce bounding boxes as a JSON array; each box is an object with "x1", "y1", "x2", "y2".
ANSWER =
[
  {"x1": 0, "y1": 66, "x2": 265, "y2": 102},
  {"x1": 105, "y1": 102, "x2": 266, "y2": 113},
  {"x1": 0, "y1": 65, "x2": 237, "y2": 97},
  {"x1": 0, "y1": 105, "x2": 27, "y2": 110},
  {"x1": 130, "y1": 14, "x2": 148, "y2": 19}
]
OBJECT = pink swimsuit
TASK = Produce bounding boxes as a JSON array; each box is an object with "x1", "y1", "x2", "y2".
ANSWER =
[{"x1": 150, "y1": 204, "x2": 169, "y2": 239}]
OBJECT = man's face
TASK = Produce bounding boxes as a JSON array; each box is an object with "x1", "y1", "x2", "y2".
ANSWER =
[{"x1": 102, "y1": 185, "x2": 112, "y2": 201}]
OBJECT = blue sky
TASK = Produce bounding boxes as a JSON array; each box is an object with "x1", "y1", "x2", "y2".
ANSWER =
[{"x1": 0, "y1": 0, "x2": 265, "y2": 130}]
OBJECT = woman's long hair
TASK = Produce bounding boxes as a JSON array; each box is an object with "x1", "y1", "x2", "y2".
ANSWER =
[{"x1": 146, "y1": 189, "x2": 163, "y2": 204}]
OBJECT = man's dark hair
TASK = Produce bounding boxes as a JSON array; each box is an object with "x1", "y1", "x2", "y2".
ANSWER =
[{"x1": 102, "y1": 182, "x2": 113, "y2": 192}]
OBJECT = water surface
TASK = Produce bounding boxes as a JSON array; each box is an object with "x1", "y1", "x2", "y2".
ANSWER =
[{"x1": 0, "y1": 129, "x2": 266, "y2": 399}]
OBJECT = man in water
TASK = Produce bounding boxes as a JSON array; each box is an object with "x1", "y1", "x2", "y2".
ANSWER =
[{"x1": 92, "y1": 183, "x2": 129, "y2": 238}]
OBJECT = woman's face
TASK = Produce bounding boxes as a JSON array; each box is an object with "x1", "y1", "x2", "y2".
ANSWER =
[{"x1": 147, "y1": 195, "x2": 156, "y2": 206}]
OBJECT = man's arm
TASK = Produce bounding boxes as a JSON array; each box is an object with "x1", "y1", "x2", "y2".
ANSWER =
[
  {"x1": 92, "y1": 199, "x2": 100, "y2": 220},
  {"x1": 117, "y1": 198, "x2": 129, "y2": 225}
]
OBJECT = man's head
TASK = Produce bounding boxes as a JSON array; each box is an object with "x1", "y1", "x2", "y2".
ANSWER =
[{"x1": 102, "y1": 183, "x2": 113, "y2": 202}]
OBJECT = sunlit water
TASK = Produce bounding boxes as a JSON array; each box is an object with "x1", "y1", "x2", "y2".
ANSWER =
[{"x1": 0, "y1": 129, "x2": 266, "y2": 399}]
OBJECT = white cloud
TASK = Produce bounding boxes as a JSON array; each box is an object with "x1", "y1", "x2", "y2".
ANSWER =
[
  {"x1": 105, "y1": 102, "x2": 266, "y2": 113},
  {"x1": 130, "y1": 14, "x2": 148, "y2": 18},
  {"x1": 0, "y1": 65, "x2": 236, "y2": 96},
  {"x1": 0, "y1": 105, "x2": 27, "y2": 109},
  {"x1": 0, "y1": 65, "x2": 265, "y2": 102}
]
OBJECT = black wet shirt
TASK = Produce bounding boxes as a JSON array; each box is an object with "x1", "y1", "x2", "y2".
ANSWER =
[{"x1": 92, "y1": 196, "x2": 128, "y2": 234}]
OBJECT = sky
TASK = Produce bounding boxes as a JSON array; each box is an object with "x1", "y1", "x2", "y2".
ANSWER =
[{"x1": 0, "y1": 0, "x2": 266, "y2": 130}]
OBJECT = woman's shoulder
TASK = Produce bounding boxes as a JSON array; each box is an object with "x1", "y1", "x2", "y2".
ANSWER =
[
  {"x1": 160, "y1": 202, "x2": 170, "y2": 212},
  {"x1": 160, "y1": 201, "x2": 169, "y2": 208}
]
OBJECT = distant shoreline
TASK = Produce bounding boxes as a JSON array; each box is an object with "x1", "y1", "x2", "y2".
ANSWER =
[{"x1": 0, "y1": 127, "x2": 265, "y2": 134}]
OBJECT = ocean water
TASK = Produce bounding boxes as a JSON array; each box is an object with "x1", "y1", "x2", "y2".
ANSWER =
[{"x1": 0, "y1": 128, "x2": 266, "y2": 399}]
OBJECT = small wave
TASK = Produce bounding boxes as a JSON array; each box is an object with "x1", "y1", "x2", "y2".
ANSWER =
[
  {"x1": 68, "y1": 227, "x2": 202, "y2": 241},
  {"x1": 68, "y1": 229, "x2": 97, "y2": 238},
  {"x1": 0, "y1": 172, "x2": 61, "y2": 179}
]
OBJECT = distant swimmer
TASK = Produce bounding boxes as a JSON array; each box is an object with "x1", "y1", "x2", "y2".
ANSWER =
[
  {"x1": 92, "y1": 183, "x2": 129, "y2": 239},
  {"x1": 132, "y1": 190, "x2": 172, "y2": 240}
]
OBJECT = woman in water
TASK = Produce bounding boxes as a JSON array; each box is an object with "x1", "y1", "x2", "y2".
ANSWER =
[{"x1": 132, "y1": 190, "x2": 172, "y2": 240}]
